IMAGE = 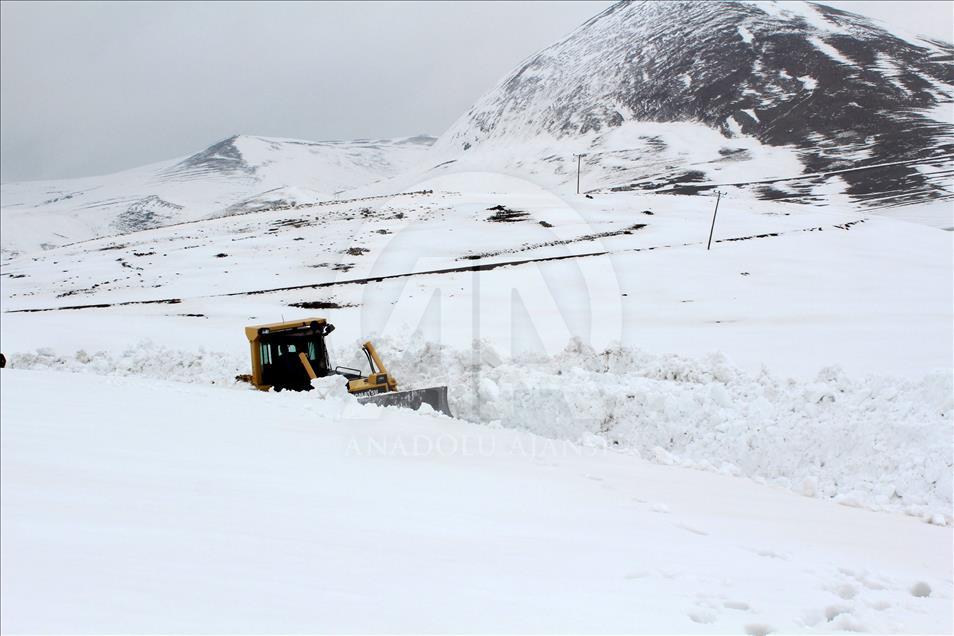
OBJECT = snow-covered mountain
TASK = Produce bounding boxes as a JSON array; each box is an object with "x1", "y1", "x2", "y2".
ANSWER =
[
  {"x1": 437, "y1": 0, "x2": 954, "y2": 206},
  {"x1": 0, "y1": 134, "x2": 435, "y2": 254},
  {"x1": 3, "y1": 0, "x2": 952, "y2": 257},
  {"x1": 2, "y1": 4, "x2": 952, "y2": 629}
]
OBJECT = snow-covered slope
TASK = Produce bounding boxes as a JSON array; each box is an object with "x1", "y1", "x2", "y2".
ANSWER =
[
  {"x1": 1, "y1": 4, "x2": 952, "y2": 629},
  {"x1": 2, "y1": 369, "x2": 951, "y2": 633},
  {"x1": 4, "y1": 2, "x2": 952, "y2": 258},
  {"x1": 435, "y1": 1, "x2": 954, "y2": 210},
  {"x1": 2, "y1": 170, "x2": 950, "y2": 374},
  {"x1": 0, "y1": 134, "x2": 435, "y2": 255},
  {"x1": 2, "y1": 174, "x2": 951, "y2": 515}
]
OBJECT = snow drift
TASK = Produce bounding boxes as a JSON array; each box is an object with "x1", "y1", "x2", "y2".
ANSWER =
[
  {"x1": 4, "y1": 368, "x2": 950, "y2": 633},
  {"x1": 9, "y1": 338, "x2": 952, "y2": 522}
]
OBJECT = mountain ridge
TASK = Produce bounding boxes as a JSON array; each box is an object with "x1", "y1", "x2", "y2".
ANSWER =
[
  {"x1": 436, "y1": 0, "x2": 953, "y2": 206},
  {"x1": 2, "y1": 1, "x2": 952, "y2": 255},
  {"x1": 0, "y1": 134, "x2": 436, "y2": 255}
]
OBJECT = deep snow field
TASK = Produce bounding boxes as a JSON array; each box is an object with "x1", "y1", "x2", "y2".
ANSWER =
[
  {"x1": 2, "y1": 166, "x2": 953, "y2": 632},
  {"x1": 2, "y1": 370, "x2": 952, "y2": 633}
]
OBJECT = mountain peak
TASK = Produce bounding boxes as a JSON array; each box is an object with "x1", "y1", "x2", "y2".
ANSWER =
[
  {"x1": 439, "y1": 0, "x2": 953, "y2": 206},
  {"x1": 160, "y1": 135, "x2": 254, "y2": 181}
]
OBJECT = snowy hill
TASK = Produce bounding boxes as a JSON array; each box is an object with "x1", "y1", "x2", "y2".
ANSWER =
[
  {"x1": 0, "y1": 134, "x2": 435, "y2": 255},
  {"x1": 4, "y1": 1, "x2": 952, "y2": 258},
  {"x1": 436, "y1": 1, "x2": 954, "y2": 210},
  {"x1": 1, "y1": 3, "x2": 952, "y2": 631}
]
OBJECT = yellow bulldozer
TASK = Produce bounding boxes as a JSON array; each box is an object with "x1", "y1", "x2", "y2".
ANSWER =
[{"x1": 243, "y1": 317, "x2": 452, "y2": 416}]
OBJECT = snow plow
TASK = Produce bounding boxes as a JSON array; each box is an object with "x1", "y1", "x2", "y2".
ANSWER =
[{"x1": 243, "y1": 318, "x2": 452, "y2": 417}]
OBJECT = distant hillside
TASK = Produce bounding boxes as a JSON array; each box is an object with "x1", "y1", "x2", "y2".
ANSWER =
[
  {"x1": 0, "y1": 135, "x2": 435, "y2": 255},
  {"x1": 4, "y1": 1, "x2": 953, "y2": 257}
]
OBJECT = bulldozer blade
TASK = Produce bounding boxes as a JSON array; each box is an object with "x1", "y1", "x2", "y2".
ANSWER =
[{"x1": 357, "y1": 386, "x2": 453, "y2": 417}]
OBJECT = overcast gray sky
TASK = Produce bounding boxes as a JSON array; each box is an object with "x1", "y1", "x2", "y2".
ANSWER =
[{"x1": 1, "y1": 1, "x2": 952, "y2": 183}]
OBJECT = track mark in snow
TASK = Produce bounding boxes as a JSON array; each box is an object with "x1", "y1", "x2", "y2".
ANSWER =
[
  {"x1": 458, "y1": 223, "x2": 647, "y2": 261},
  {"x1": 675, "y1": 522, "x2": 709, "y2": 536},
  {"x1": 840, "y1": 567, "x2": 890, "y2": 591},
  {"x1": 7, "y1": 298, "x2": 183, "y2": 312},
  {"x1": 910, "y1": 581, "x2": 932, "y2": 597},
  {"x1": 688, "y1": 609, "x2": 717, "y2": 624},
  {"x1": 746, "y1": 547, "x2": 789, "y2": 560},
  {"x1": 4, "y1": 219, "x2": 869, "y2": 313},
  {"x1": 744, "y1": 622, "x2": 774, "y2": 636},
  {"x1": 833, "y1": 583, "x2": 859, "y2": 600}
]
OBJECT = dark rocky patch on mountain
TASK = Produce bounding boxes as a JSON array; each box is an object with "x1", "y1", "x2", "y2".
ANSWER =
[
  {"x1": 114, "y1": 195, "x2": 183, "y2": 233},
  {"x1": 441, "y1": 1, "x2": 953, "y2": 207},
  {"x1": 160, "y1": 136, "x2": 254, "y2": 181}
]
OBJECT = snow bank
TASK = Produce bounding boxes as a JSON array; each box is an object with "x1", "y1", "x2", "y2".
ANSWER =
[
  {"x1": 380, "y1": 338, "x2": 953, "y2": 522},
  {"x1": 8, "y1": 342, "x2": 245, "y2": 386},
  {"x1": 4, "y1": 369, "x2": 950, "y2": 633},
  {"x1": 8, "y1": 338, "x2": 952, "y2": 521}
]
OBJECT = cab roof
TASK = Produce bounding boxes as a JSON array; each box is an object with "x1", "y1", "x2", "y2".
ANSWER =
[{"x1": 244, "y1": 317, "x2": 327, "y2": 342}]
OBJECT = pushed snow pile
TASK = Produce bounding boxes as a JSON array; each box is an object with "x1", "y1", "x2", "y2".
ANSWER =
[
  {"x1": 380, "y1": 338, "x2": 953, "y2": 522},
  {"x1": 8, "y1": 342, "x2": 245, "y2": 386},
  {"x1": 8, "y1": 338, "x2": 952, "y2": 522}
]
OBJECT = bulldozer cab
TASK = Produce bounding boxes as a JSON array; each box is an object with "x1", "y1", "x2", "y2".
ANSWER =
[
  {"x1": 242, "y1": 317, "x2": 452, "y2": 416},
  {"x1": 244, "y1": 319, "x2": 334, "y2": 391}
]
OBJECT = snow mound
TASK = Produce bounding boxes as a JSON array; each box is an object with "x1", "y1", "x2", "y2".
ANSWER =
[
  {"x1": 8, "y1": 342, "x2": 246, "y2": 386},
  {"x1": 9, "y1": 338, "x2": 952, "y2": 521},
  {"x1": 381, "y1": 337, "x2": 953, "y2": 522}
]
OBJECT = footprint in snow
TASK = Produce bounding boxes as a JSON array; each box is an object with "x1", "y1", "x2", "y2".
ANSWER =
[
  {"x1": 745, "y1": 547, "x2": 788, "y2": 560},
  {"x1": 675, "y1": 522, "x2": 709, "y2": 536},
  {"x1": 744, "y1": 623, "x2": 774, "y2": 636},
  {"x1": 723, "y1": 600, "x2": 750, "y2": 611},
  {"x1": 829, "y1": 613, "x2": 868, "y2": 632},
  {"x1": 688, "y1": 609, "x2": 717, "y2": 624},
  {"x1": 910, "y1": 581, "x2": 932, "y2": 598},
  {"x1": 833, "y1": 583, "x2": 858, "y2": 600},
  {"x1": 839, "y1": 566, "x2": 890, "y2": 591}
]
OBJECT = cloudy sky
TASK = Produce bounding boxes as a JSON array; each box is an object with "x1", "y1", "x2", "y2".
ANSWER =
[{"x1": 1, "y1": 1, "x2": 951, "y2": 183}]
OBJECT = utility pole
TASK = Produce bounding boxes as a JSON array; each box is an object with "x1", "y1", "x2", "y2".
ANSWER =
[
  {"x1": 707, "y1": 190, "x2": 722, "y2": 251},
  {"x1": 573, "y1": 153, "x2": 587, "y2": 194}
]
